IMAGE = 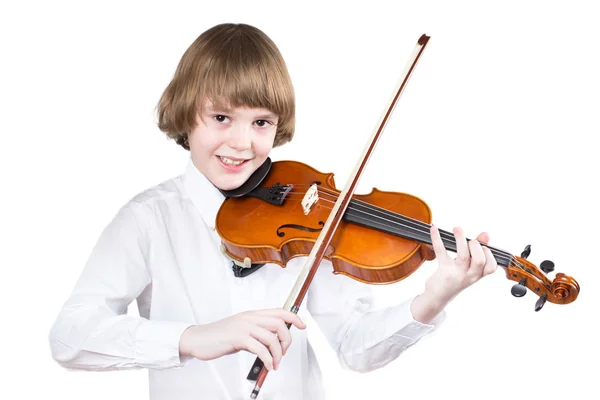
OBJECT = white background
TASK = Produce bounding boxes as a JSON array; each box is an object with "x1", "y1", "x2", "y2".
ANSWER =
[{"x1": 1, "y1": 1, "x2": 598, "y2": 399}]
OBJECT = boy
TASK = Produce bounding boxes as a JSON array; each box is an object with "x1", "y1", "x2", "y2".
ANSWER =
[{"x1": 49, "y1": 23, "x2": 497, "y2": 400}]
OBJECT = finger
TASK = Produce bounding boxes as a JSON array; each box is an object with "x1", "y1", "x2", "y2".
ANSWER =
[
  {"x1": 270, "y1": 318, "x2": 293, "y2": 355},
  {"x1": 467, "y1": 238, "x2": 486, "y2": 277},
  {"x1": 453, "y1": 227, "x2": 470, "y2": 267},
  {"x1": 482, "y1": 245, "x2": 498, "y2": 276},
  {"x1": 244, "y1": 337, "x2": 274, "y2": 371},
  {"x1": 429, "y1": 225, "x2": 450, "y2": 262},
  {"x1": 476, "y1": 231, "x2": 490, "y2": 244},
  {"x1": 260, "y1": 309, "x2": 306, "y2": 330},
  {"x1": 247, "y1": 316, "x2": 293, "y2": 355},
  {"x1": 250, "y1": 327, "x2": 283, "y2": 370}
]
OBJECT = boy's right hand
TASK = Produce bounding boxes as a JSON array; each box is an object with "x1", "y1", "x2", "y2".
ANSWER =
[{"x1": 178, "y1": 308, "x2": 306, "y2": 371}]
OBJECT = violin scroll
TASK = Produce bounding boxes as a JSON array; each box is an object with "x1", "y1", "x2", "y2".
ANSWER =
[{"x1": 505, "y1": 254, "x2": 580, "y2": 311}]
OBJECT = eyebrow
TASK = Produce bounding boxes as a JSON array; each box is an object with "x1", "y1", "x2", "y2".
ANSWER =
[
  {"x1": 205, "y1": 106, "x2": 278, "y2": 120},
  {"x1": 205, "y1": 105, "x2": 233, "y2": 114},
  {"x1": 254, "y1": 112, "x2": 278, "y2": 120}
]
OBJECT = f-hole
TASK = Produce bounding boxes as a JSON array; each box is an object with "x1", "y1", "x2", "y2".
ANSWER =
[{"x1": 277, "y1": 221, "x2": 325, "y2": 237}]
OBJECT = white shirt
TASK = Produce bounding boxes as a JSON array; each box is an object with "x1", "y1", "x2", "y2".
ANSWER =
[{"x1": 49, "y1": 157, "x2": 445, "y2": 400}]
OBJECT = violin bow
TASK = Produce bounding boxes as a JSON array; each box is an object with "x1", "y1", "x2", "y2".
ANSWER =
[{"x1": 248, "y1": 33, "x2": 432, "y2": 399}]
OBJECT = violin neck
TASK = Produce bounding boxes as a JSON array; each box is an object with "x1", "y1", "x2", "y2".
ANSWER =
[{"x1": 343, "y1": 199, "x2": 512, "y2": 268}]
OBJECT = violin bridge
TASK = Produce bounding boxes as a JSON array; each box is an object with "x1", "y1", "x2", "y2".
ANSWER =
[{"x1": 301, "y1": 183, "x2": 319, "y2": 215}]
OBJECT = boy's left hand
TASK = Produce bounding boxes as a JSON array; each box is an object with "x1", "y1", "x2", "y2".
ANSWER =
[
  {"x1": 410, "y1": 225, "x2": 498, "y2": 324},
  {"x1": 426, "y1": 225, "x2": 498, "y2": 303}
]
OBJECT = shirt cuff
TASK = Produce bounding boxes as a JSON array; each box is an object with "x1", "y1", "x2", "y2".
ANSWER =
[
  {"x1": 376, "y1": 296, "x2": 447, "y2": 349},
  {"x1": 134, "y1": 320, "x2": 194, "y2": 369},
  {"x1": 400, "y1": 298, "x2": 447, "y2": 338}
]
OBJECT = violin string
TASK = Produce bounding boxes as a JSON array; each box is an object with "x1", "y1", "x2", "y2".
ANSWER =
[
  {"x1": 314, "y1": 187, "x2": 528, "y2": 272},
  {"x1": 290, "y1": 194, "x2": 547, "y2": 286},
  {"x1": 280, "y1": 188, "x2": 524, "y2": 271},
  {"x1": 324, "y1": 189, "x2": 521, "y2": 270},
  {"x1": 283, "y1": 189, "x2": 470, "y2": 248},
  {"x1": 284, "y1": 190, "x2": 549, "y2": 293},
  {"x1": 282, "y1": 190, "x2": 487, "y2": 252},
  {"x1": 285, "y1": 190, "x2": 524, "y2": 271}
]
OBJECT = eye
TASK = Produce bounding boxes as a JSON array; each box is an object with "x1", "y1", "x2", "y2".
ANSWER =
[
  {"x1": 214, "y1": 114, "x2": 230, "y2": 123},
  {"x1": 254, "y1": 120, "x2": 273, "y2": 127}
]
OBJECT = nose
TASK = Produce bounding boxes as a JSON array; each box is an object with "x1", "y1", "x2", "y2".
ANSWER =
[{"x1": 227, "y1": 124, "x2": 252, "y2": 151}]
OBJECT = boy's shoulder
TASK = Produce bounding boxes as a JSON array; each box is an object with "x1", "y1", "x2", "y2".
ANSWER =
[
  {"x1": 99, "y1": 172, "x2": 193, "y2": 236},
  {"x1": 123, "y1": 173, "x2": 187, "y2": 212}
]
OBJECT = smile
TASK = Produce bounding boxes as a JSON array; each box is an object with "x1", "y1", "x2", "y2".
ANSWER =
[
  {"x1": 218, "y1": 156, "x2": 250, "y2": 168},
  {"x1": 219, "y1": 156, "x2": 246, "y2": 166}
]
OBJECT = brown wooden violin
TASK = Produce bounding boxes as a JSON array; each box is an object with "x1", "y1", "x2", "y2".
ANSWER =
[
  {"x1": 216, "y1": 158, "x2": 580, "y2": 308},
  {"x1": 213, "y1": 34, "x2": 580, "y2": 398}
]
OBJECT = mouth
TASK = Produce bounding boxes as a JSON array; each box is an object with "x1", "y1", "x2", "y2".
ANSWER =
[{"x1": 217, "y1": 155, "x2": 251, "y2": 169}]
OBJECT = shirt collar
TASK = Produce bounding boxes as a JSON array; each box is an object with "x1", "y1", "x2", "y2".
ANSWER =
[{"x1": 183, "y1": 157, "x2": 226, "y2": 230}]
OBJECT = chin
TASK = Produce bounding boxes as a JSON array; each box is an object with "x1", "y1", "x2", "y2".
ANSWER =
[
  {"x1": 213, "y1": 175, "x2": 248, "y2": 191},
  {"x1": 216, "y1": 182, "x2": 240, "y2": 191}
]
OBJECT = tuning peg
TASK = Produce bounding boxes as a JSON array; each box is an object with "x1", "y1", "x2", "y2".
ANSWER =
[
  {"x1": 520, "y1": 244, "x2": 531, "y2": 259},
  {"x1": 535, "y1": 293, "x2": 548, "y2": 311},
  {"x1": 540, "y1": 260, "x2": 555, "y2": 274},
  {"x1": 511, "y1": 278, "x2": 527, "y2": 297}
]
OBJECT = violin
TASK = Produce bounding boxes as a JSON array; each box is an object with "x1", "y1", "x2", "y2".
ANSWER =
[
  {"x1": 214, "y1": 34, "x2": 580, "y2": 398},
  {"x1": 216, "y1": 158, "x2": 580, "y2": 307}
]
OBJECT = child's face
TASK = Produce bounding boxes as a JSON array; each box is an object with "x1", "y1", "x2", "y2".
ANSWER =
[{"x1": 189, "y1": 100, "x2": 278, "y2": 190}]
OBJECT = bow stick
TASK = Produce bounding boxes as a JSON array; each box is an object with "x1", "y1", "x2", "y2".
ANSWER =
[{"x1": 249, "y1": 33, "x2": 432, "y2": 399}]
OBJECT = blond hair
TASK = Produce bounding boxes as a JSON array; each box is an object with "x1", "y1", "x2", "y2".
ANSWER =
[{"x1": 157, "y1": 23, "x2": 295, "y2": 150}]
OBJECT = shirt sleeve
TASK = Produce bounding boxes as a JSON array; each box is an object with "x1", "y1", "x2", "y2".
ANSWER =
[
  {"x1": 307, "y1": 260, "x2": 445, "y2": 373},
  {"x1": 48, "y1": 203, "x2": 192, "y2": 371}
]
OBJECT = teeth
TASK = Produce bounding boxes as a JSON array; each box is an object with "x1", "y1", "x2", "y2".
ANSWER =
[{"x1": 220, "y1": 156, "x2": 244, "y2": 166}]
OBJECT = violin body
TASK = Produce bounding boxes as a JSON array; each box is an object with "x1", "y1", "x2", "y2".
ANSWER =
[{"x1": 217, "y1": 159, "x2": 436, "y2": 284}]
